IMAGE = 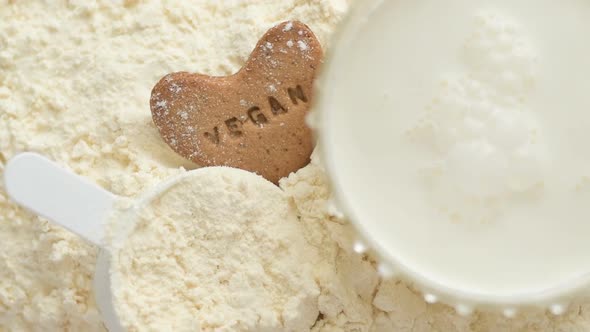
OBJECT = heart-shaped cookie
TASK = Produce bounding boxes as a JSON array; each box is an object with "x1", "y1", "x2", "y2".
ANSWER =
[{"x1": 150, "y1": 21, "x2": 322, "y2": 183}]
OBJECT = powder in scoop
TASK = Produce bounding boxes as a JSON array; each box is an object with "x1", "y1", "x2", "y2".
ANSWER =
[{"x1": 110, "y1": 167, "x2": 319, "y2": 331}]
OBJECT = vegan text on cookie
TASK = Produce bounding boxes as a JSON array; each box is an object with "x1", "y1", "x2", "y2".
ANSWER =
[{"x1": 150, "y1": 21, "x2": 322, "y2": 184}]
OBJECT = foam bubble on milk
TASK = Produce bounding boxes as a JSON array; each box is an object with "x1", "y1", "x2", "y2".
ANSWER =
[{"x1": 406, "y1": 12, "x2": 543, "y2": 223}]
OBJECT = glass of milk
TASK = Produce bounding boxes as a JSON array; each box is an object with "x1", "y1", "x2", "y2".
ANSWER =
[{"x1": 316, "y1": 0, "x2": 590, "y2": 315}]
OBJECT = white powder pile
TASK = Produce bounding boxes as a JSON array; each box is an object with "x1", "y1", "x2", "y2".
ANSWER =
[
  {"x1": 0, "y1": 1, "x2": 346, "y2": 330},
  {"x1": 110, "y1": 167, "x2": 318, "y2": 331},
  {"x1": 3, "y1": 1, "x2": 590, "y2": 331}
]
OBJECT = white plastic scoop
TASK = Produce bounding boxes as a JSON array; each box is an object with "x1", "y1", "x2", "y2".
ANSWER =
[{"x1": 3, "y1": 152, "x2": 190, "y2": 332}]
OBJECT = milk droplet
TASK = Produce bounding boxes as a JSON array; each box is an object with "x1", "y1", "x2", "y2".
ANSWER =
[
  {"x1": 353, "y1": 241, "x2": 366, "y2": 254},
  {"x1": 503, "y1": 308, "x2": 517, "y2": 318},
  {"x1": 550, "y1": 304, "x2": 566, "y2": 315},
  {"x1": 455, "y1": 304, "x2": 473, "y2": 316},
  {"x1": 424, "y1": 293, "x2": 438, "y2": 304}
]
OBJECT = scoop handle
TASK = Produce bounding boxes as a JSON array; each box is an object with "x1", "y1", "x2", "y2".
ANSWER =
[{"x1": 4, "y1": 152, "x2": 116, "y2": 246}]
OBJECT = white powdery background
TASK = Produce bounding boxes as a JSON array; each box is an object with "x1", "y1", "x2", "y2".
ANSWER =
[{"x1": 1, "y1": 1, "x2": 590, "y2": 331}]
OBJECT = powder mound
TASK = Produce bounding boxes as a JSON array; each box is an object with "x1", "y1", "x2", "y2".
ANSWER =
[
  {"x1": 110, "y1": 167, "x2": 319, "y2": 332},
  {"x1": 0, "y1": 0, "x2": 347, "y2": 328},
  {"x1": 405, "y1": 12, "x2": 542, "y2": 224}
]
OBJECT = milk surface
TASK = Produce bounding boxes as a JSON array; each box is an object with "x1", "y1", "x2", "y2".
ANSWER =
[{"x1": 322, "y1": 0, "x2": 590, "y2": 297}]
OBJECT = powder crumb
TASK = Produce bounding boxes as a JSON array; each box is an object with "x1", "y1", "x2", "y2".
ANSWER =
[
  {"x1": 297, "y1": 40, "x2": 309, "y2": 51},
  {"x1": 156, "y1": 99, "x2": 166, "y2": 107},
  {"x1": 283, "y1": 21, "x2": 294, "y2": 32},
  {"x1": 169, "y1": 83, "x2": 182, "y2": 94},
  {"x1": 287, "y1": 40, "x2": 295, "y2": 48}
]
